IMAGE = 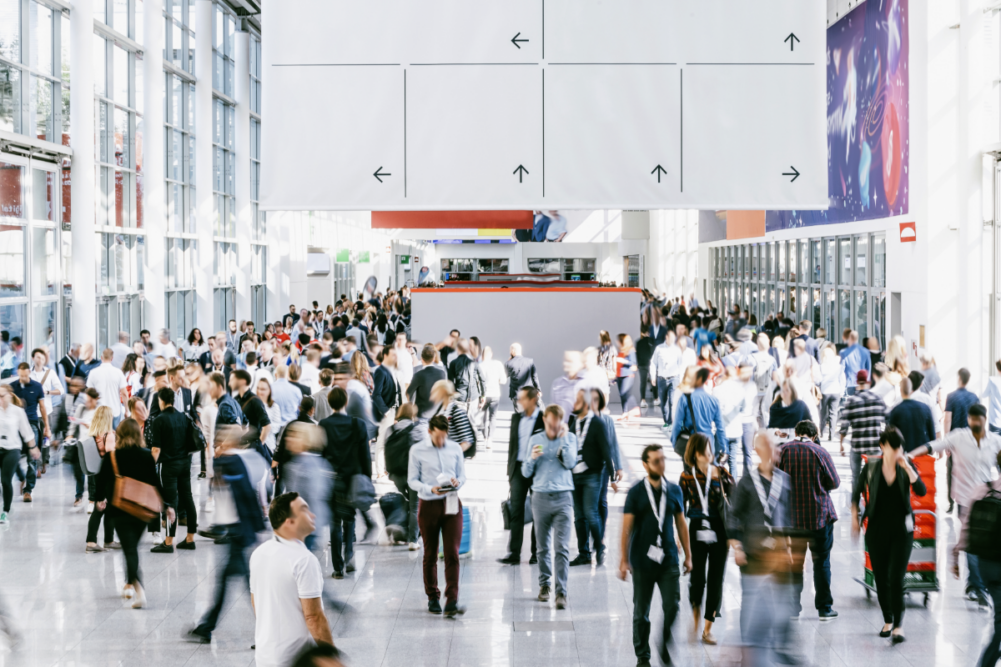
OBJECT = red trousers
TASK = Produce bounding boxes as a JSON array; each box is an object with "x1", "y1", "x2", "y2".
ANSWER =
[{"x1": 417, "y1": 498, "x2": 463, "y2": 604}]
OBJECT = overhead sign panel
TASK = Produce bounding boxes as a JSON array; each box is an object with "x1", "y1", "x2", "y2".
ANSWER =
[{"x1": 261, "y1": 0, "x2": 826, "y2": 211}]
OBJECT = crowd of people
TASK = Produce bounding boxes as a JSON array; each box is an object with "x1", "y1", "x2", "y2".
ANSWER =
[{"x1": 0, "y1": 287, "x2": 999, "y2": 667}]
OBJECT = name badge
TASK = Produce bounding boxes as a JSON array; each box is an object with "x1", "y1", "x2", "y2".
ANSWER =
[
  {"x1": 647, "y1": 545, "x2": 665, "y2": 564},
  {"x1": 904, "y1": 513, "x2": 914, "y2": 533},
  {"x1": 696, "y1": 530, "x2": 717, "y2": 544},
  {"x1": 761, "y1": 537, "x2": 777, "y2": 551}
]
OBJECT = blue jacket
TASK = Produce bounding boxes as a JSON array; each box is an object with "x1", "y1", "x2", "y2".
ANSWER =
[
  {"x1": 215, "y1": 393, "x2": 244, "y2": 430},
  {"x1": 840, "y1": 344, "x2": 871, "y2": 385},
  {"x1": 671, "y1": 388, "x2": 728, "y2": 457}
]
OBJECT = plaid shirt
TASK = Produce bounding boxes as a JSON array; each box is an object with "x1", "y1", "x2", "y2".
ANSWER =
[
  {"x1": 838, "y1": 389, "x2": 886, "y2": 455},
  {"x1": 777, "y1": 439, "x2": 840, "y2": 531}
]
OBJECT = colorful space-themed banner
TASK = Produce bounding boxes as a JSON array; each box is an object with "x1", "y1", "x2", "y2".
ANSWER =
[{"x1": 766, "y1": 0, "x2": 908, "y2": 231}]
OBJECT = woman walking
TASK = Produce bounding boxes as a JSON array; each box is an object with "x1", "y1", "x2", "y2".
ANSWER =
[
  {"x1": 768, "y1": 379, "x2": 812, "y2": 433},
  {"x1": 851, "y1": 427, "x2": 926, "y2": 643},
  {"x1": 94, "y1": 418, "x2": 168, "y2": 608},
  {"x1": 818, "y1": 345, "x2": 845, "y2": 441},
  {"x1": 255, "y1": 378, "x2": 281, "y2": 456},
  {"x1": 0, "y1": 385, "x2": 37, "y2": 524},
  {"x1": 680, "y1": 433, "x2": 733, "y2": 646},
  {"x1": 85, "y1": 406, "x2": 118, "y2": 552},
  {"x1": 430, "y1": 380, "x2": 476, "y2": 456},
  {"x1": 614, "y1": 334, "x2": 640, "y2": 421}
]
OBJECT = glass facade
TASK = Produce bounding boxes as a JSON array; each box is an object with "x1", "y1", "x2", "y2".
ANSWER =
[
  {"x1": 250, "y1": 32, "x2": 265, "y2": 325},
  {"x1": 710, "y1": 232, "x2": 887, "y2": 349},
  {"x1": 211, "y1": 2, "x2": 236, "y2": 332}
]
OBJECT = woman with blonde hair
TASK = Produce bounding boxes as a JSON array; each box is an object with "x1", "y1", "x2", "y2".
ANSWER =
[
  {"x1": 85, "y1": 406, "x2": 118, "y2": 553},
  {"x1": 351, "y1": 350, "x2": 374, "y2": 394},
  {"x1": 431, "y1": 380, "x2": 475, "y2": 455},
  {"x1": 598, "y1": 330, "x2": 617, "y2": 382},
  {"x1": 94, "y1": 418, "x2": 166, "y2": 607}
]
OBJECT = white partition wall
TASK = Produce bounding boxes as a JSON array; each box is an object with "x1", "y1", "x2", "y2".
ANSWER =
[{"x1": 411, "y1": 288, "x2": 641, "y2": 407}]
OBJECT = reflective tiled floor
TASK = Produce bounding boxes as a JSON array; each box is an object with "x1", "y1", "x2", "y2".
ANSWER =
[{"x1": 0, "y1": 407, "x2": 995, "y2": 667}]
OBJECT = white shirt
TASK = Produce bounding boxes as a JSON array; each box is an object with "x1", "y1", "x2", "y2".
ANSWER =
[
  {"x1": 299, "y1": 363, "x2": 321, "y2": 394},
  {"x1": 111, "y1": 342, "x2": 132, "y2": 369},
  {"x1": 0, "y1": 403, "x2": 33, "y2": 450},
  {"x1": 249, "y1": 536, "x2": 324, "y2": 667},
  {"x1": 982, "y1": 376, "x2": 1001, "y2": 429},
  {"x1": 30, "y1": 367, "x2": 61, "y2": 414},
  {"x1": 394, "y1": 345, "x2": 415, "y2": 385},
  {"x1": 649, "y1": 343, "x2": 682, "y2": 380},
  {"x1": 85, "y1": 362, "x2": 127, "y2": 418},
  {"x1": 152, "y1": 340, "x2": 179, "y2": 361},
  {"x1": 929, "y1": 429, "x2": 1001, "y2": 508},
  {"x1": 479, "y1": 359, "x2": 506, "y2": 399}
]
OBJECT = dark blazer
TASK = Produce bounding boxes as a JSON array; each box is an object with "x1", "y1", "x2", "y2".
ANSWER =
[
  {"x1": 146, "y1": 386, "x2": 193, "y2": 421},
  {"x1": 506, "y1": 356, "x2": 540, "y2": 400},
  {"x1": 319, "y1": 412, "x2": 372, "y2": 479},
  {"x1": 852, "y1": 458, "x2": 927, "y2": 525},
  {"x1": 448, "y1": 355, "x2": 484, "y2": 403},
  {"x1": 407, "y1": 365, "x2": 447, "y2": 419},
  {"x1": 372, "y1": 365, "x2": 401, "y2": 422},
  {"x1": 507, "y1": 409, "x2": 545, "y2": 480},
  {"x1": 568, "y1": 413, "x2": 615, "y2": 476}
]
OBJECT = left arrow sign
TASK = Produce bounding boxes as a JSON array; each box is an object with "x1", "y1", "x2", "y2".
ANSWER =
[
  {"x1": 373, "y1": 166, "x2": 392, "y2": 183},
  {"x1": 511, "y1": 32, "x2": 529, "y2": 49}
]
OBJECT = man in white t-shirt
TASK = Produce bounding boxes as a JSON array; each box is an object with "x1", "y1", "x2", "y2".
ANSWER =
[
  {"x1": 85, "y1": 348, "x2": 127, "y2": 426},
  {"x1": 249, "y1": 493, "x2": 332, "y2": 667},
  {"x1": 152, "y1": 328, "x2": 179, "y2": 361}
]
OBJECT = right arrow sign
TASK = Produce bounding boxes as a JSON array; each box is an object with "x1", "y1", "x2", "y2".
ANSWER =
[
  {"x1": 782, "y1": 166, "x2": 801, "y2": 182},
  {"x1": 651, "y1": 165, "x2": 667, "y2": 183}
]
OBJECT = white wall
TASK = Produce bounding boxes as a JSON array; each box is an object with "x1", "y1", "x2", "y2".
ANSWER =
[
  {"x1": 411, "y1": 288, "x2": 642, "y2": 407},
  {"x1": 648, "y1": 209, "x2": 700, "y2": 299}
]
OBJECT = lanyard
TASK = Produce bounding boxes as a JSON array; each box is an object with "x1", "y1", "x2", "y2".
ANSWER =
[
  {"x1": 643, "y1": 478, "x2": 668, "y2": 547},
  {"x1": 576, "y1": 415, "x2": 591, "y2": 464},
  {"x1": 693, "y1": 465, "x2": 713, "y2": 517},
  {"x1": 749, "y1": 467, "x2": 783, "y2": 527}
]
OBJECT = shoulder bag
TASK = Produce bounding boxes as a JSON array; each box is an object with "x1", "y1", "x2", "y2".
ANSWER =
[
  {"x1": 110, "y1": 450, "x2": 163, "y2": 522},
  {"x1": 673, "y1": 394, "x2": 697, "y2": 459}
]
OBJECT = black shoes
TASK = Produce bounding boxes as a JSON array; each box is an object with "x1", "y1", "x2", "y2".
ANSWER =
[
  {"x1": 818, "y1": 609, "x2": 839, "y2": 622},
  {"x1": 528, "y1": 554, "x2": 538, "y2": 565},
  {"x1": 596, "y1": 549, "x2": 606, "y2": 566},
  {"x1": 497, "y1": 555, "x2": 520, "y2": 565},
  {"x1": 345, "y1": 561, "x2": 356, "y2": 573},
  {"x1": 183, "y1": 627, "x2": 211, "y2": 644},
  {"x1": 428, "y1": 599, "x2": 442, "y2": 614},
  {"x1": 444, "y1": 601, "x2": 465, "y2": 618},
  {"x1": 177, "y1": 540, "x2": 196, "y2": 550},
  {"x1": 332, "y1": 570, "x2": 344, "y2": 579},
  {"x1": 538, "y1": 586, "x2": 551, "y2": 602},
  {"x1": 891, "y1": 633, "x2": 906, "y2": 645},
  {"x1": 151, "y1": 542, "x2": 174, "y2": 554},
  {"x1": 569, "y1": 554, "x2": 591, "y2": 567},
  {"x1": 879, "y1": 628, "x2": 892, "y2": 638}
]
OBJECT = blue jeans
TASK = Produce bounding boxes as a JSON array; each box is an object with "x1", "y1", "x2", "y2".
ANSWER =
[
  {"x1": 740, "y1": 573, "x2": 794, "y2": 666},
  {"x1": 330, "y1": 496, "x2": 355, "y2": 572},
  {"x1": 572, "y1": 472, "x2": 603, "y2": 559},
  {"x1": 790, "y1": 523, "x2": 835, "y2": 614},
  {"x1": 978, "y1": 558, "x2": 1001, "y2": 667},
  {"x1": 850, "y1": 450, "x2": 864, "y2": 493},
  {"x1": 728, "y1": 424, "x2": 754, "y2": 477},
  {"x1": 959, "y1": 505, "x2": 985, "y2": 594},
  {"x1": 617, "y1": 375, "x2": 637, "y2": 412},
  {"x1": 632, "y1": 565, "x2": 680, "y2": 662},
  {"x1": 657, "y1": 377, "x2": 675, "y2": 425},
  {"x1": 533, "y1": 491, "x2": 573, "y2": 595}
]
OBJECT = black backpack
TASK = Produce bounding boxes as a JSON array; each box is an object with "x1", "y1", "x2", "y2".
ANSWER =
[
  {"x1": 183, "y1": 413, "x2": 208, "y2": 454},
  {"x1": 967, "y1": 486, "x2": 1001, "y2": 560},
  {"x1": 384, "y1": 422, "x2": 418, "y2": 477}
]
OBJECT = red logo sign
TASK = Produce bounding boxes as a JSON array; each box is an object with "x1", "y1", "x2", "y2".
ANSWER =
[{"x1": 900, "y1": 222, "x2": 916, "y2": 243}]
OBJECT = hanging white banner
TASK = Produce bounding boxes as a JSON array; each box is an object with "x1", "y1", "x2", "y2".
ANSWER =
[{"x1": 261, "y1": 0, "x2": 826, "y2": 211}]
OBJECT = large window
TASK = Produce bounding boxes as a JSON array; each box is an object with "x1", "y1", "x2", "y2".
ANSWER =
[
  {"x1": 710, "y1": 232, "x2": 887, "y2": 350},
  {"x1": 249, "y1": 33, "x2": 266, "y2": 326}
]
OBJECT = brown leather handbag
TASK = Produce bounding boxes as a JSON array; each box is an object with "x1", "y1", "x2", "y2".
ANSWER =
[{"x1": 110, "y1": 451, "x2": 163, "y2": 522}]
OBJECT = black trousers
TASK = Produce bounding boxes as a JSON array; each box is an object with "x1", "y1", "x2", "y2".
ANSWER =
[
  {"x1": 507, "y1": 468, "x2": 537, "y2": 559},
  {"x1": 689, "y1": 516, "x2": 728, "y2": 622},
  {"x1": 867, "y1": 531, "x2": 914, "y2": 628},
  {"x1": 115, "y1": 515, "x2": 146, "y2": 585},
  {"x1": 160, "y1": 457, "x2": 197, "y2": 536},
  {"x1": 86, "y1": 503, "x2": 116, "y2": 544},
  {"x1": 0, "y1": 448, "x2": 18, "y2": 512}
]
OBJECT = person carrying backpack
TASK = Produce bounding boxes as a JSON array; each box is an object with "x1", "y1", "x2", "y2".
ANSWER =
[
  {"x1": 953, "y1": 447, "x2": 1001, "y2": 666},
  {"x1": 749, "y1": 333, "x2": 779, "y2": 428},
  {"x1": 384, "y1": 403, "x2": 423, "y2": 550}
]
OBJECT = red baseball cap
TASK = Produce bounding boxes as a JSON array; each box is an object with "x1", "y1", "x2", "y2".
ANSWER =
[{"x1": 856, "y1": 369, "x2": 870, "y2": 384}]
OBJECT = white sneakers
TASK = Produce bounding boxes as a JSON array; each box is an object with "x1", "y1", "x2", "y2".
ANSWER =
[
  {"x1": 408, "y1": 542, "x2": 420, "y2": 551},
  {"x1": 86, "y1": 501, "x2": 95, "y2": 515},
  {"x1": 131, "y1": 586, "x2": 147, "y2": 609},
  {"x1": 122, "y1": 585, "x2": 135, "y2": 600}
]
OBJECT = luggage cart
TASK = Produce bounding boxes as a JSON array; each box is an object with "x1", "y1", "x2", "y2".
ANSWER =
[{"x1": 854, "y1": 455, "x2": 940, "y2": 607}]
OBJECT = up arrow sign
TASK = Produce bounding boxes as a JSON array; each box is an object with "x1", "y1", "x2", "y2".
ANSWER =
[
  {"x1": 513, "y1": 165, "x2": 529, "y2": 183},
  {"x1": 651, "y1": 165, "x2": 667, "y2": 183},
  {"x1": 784, "y1": 33, "x2": 800, "y2": 51}
]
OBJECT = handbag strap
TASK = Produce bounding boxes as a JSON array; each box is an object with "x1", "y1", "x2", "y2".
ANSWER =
[
  {"x1": 110, "y1": 450, "x2": 121, "y2": 478},
  {"x1": 686, "y1": 393, "x2": 696, "y2": 428}
]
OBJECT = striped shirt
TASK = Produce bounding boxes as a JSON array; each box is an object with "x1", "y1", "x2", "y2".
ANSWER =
[
  {"x1": 442, "y1": 402, "x2": 475, "y2": 448},
  {"x1": 839, "y1": 389, "x2": 886, "y2": 455}
]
